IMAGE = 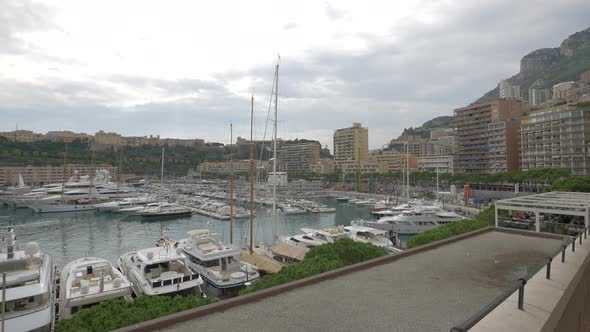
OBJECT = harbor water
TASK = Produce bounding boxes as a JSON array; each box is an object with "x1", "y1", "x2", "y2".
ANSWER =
[{"x1": 0, "y1": 198, "x2": 387, "y2": 268}]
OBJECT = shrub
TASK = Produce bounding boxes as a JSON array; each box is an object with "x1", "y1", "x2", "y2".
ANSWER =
[
  {"x1": 405, "y1": 206, "x2": 495, "y2": 249},
  {"x1": 240, "y1": 239, "x2": 387, "y2": 295},
  {"x1": 56, "y1": 295, "x2": 216, "y2": 332}
]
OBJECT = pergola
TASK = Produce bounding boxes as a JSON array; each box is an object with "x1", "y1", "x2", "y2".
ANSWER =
[{"x1": 495, "y1": 192, "x2": 590, "y2": 232}]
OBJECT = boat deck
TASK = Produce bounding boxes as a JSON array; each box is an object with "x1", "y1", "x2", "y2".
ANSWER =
[{"x1": 153, "y1": 230, "x2": 564, "y2": 332}]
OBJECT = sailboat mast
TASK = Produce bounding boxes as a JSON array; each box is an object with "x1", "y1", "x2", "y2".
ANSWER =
[
  {"x1": 230, "y1": 123, "x2": 234, "y2": 245},
  {"x1": 161, "y1": 147, "x2": 165, "y2": 185},
  {"x1": 117, "y1": 148, "x2": 122, "y2": 193},
  {"x1": 249, "y1": 95, "x2": 255, "y2": 254},
  {"x1": 272, "y1": 62, "x2": 279, "y2": 241},
  {"x1": 406, "y1": 143, "x2": 410, "y2": 203},
  {"x1": 61, "y1": 144, "x2": 68, "y2": 200},
  {"x1": 89, "y1": 150, "x2": 95, "y2": 199}
]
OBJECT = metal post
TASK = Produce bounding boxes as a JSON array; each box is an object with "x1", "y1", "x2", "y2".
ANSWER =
[
  {"x1": 562, "y1": 245, "x2": 566, "y2": 263},
  {"x1": 572, "y1": 238, "x2": 576, "y2": 252},
  {"x1": 580, "y1": 234, "x2": 582, "y2": 245},
  {"x1": 535, "y1": 210, "x2": 540, "y2": 232},
  {"x1": 1, "y1": 272, "x2": 6, "y2": 332},
  {"x1": 517, "y1": 278, "x2": 526, "y2": 310},
  {"x1": 545, "y1": 257, "x2": 552, "y2": 279},
  {"x1": 494, "y1": 205, "x2": 498, "y2": 227}
]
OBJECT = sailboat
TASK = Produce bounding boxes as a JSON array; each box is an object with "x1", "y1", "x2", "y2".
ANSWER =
[
  {"x1": 239, "y1": 59, "x2": 285, "y2": 274},
  {"x1": 5, "y1": 174, "x2": 31, "y2": 194}
]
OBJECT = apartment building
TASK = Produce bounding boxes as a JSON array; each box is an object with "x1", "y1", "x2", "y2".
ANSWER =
[
  {"x1": 197, "y1": 160, "x2": 270, "y2": 174},
  {"x1": 370, "y1": 150, "x2": 418, "y2": 173},
  {"x1": 278, "y1": 142, "x2": 321, "y2": 172},
  {"x1": 0, "y1": 164, "x2": 116, "y2": 186},
  {"x1": 520, "y1": 103, "x2": 590, "y2": 175},
  {"x1": 498, "y1": 80, "x2": 521, "y2": 99},
  {"x1": 0, "y1": 130, "x2": 44, "y2": 143},
  {"x1": 310, "y1": 159, "x2": 335, "y2": 174},
  {"x1": 454, "y1": 99, "x2": 525, "y2": 174},
  {"x1": 333, "y1": 123, "x2": 369, "y2": 171}
]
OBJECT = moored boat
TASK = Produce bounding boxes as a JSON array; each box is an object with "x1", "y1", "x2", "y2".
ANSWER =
[{"x1": 59, "y1": 257, "x2": 132, "y2": 319}]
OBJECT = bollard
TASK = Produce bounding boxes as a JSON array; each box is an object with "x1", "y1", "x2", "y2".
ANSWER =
[
  {"x1": 546, "y1": 257, "x2": 552, "y2": 279},
  {"x1": 573, "y1": 238, "x2": 576, "y2": 252},
  {"x1": 562, "y1": 245, "x2": 566, "y2": 263},
  {"x1": 580, "y1": 234, "x2": 583, "y2": 245},
  {"x1": 517, "y1": 278, "x2": 527, "y2": 310}
]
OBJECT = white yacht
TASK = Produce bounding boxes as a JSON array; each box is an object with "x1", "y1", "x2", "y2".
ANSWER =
[
  {"x1": 352, "y1": 207, "x2": 465, "y2": 235},
  {"x1": 283, "y1": 227, "x2": 349, "y2": 248},
  {"x1": 0, "y1": 228, "x2": 55, "y2": 332},
  {"x1": 118, "y1": 246, "x2": 204, "y2": 297},
  {"x1": 178, "y1": 229, "x2": 259, "y2": 297},
  {"x1": 59, "y1": 257, "x2": 133, "y2": 319},
  {"x1": 344, "y1": 226, "x2": 395, "y2": 250},
  {"x1": 141, "y1": 204, "x2": 193, "y2": 219},
  {"x1": 94, "y1": 196, "x2": 156, "y2": 212}
]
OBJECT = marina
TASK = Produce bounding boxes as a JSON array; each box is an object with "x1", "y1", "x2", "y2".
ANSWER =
[{"x1": 0, "y1": 196, "x2": 375, "y2": 268}]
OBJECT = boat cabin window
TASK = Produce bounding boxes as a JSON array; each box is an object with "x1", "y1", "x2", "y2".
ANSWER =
[{"x1": 4, "y1": 294, "x2": 48, "y2": 316}]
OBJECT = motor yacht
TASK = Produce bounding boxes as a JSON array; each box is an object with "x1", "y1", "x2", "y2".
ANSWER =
[
  {"x1": 118, "y1": 246, "x2": 204, "y2": 297},
  {"x1": 0, "y1": 228, "x2": 55, "y2": 332},
  {"x1": 59, "y1": 257, "x2": 132, "y2": 319},
  {"x1": 178, "y1": 229, "x2": 259, "y2": 297},
  {"x1": 352, "y1": 207, "x2": 465, "y2": 235},
  {"x1": 283, "y1": 227, "x2": 349, "y2": 248},
  {"x1": 344, "y1": 226, "x2": 395, "y2": 250}
]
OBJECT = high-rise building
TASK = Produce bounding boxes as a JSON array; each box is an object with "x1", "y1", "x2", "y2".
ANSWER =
[
  {"x1": 520, "y1": 103, "x2": 590, "y2": 175},
  {"x1": 528, "y1": 88, "x2": 552, "y2": 105},
  {"x1": 498, "y1": 80, "x2": 521, "y2": 99},
  {"x1": 553, "y1": 81, "x2": 576, "y2": 99},
  {"x1": 333, "y1": 123, "x2": 369, "y2": 171},
  {"x1": 278, "y1": 142, "x2": 321, "y2": 172},
  {"x1": 454, "y1": 99, "x2": 525, "y2": 174}
]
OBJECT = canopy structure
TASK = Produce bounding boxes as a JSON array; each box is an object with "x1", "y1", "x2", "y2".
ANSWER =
[{"x1": 494, "y1": 192, "x2": 590, "y2": 232}]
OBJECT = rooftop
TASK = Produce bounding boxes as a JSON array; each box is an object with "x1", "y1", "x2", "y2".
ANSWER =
[{"x1": 125, "y1": 228, "x2": 565, "y2": 332}]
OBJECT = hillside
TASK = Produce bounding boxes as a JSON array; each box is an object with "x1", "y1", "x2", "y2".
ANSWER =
[
  {"x1": 476, "y1": 26, "x2": 590, "y2": 103},
  {"x1": 398, "y1": 115, "x2": 453, "y2": 139},
  {"x1": 0, "y1": 137, "x2": 226, "y2": 177}
]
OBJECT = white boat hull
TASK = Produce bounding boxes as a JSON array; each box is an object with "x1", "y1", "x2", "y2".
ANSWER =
[{"x1": 29, "y1": 204, "x2": 97, "y2": 213}]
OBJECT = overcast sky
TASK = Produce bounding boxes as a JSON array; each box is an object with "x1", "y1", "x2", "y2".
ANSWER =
[{"x1": 1, "y1": 0, "x2": 589, "y2": 150}]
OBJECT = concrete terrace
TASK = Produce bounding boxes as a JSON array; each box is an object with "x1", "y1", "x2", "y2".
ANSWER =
[{"x1": 120, "y1": 228, "x2": 566, "y2": 332}]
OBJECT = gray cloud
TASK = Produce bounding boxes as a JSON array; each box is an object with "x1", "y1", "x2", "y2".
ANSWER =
[
  {"x1": 0, "y1": 0, "x2": 54, "y2": 54},
  {"x1": 1, "y1": 0, "x2": 590, "y2": 151}
]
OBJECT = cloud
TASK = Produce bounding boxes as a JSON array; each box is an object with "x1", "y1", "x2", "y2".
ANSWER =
[
  {"x1": 324, "y1": 2, "x2": 345, "y2": 20},
  {"x1": 283, "y1": 22, "x2": 297, "y2": 30},
  {"x1": 1, "y1": 0, "x2": 590, "y2": 152},
  {"x1": 0, "y1": 0, "x2": 54, "y2": 54}
]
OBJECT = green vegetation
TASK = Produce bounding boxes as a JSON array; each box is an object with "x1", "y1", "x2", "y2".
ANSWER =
[
  {"x1": 405, "y1": 206, "x2": 495, "y2": 249},
  {"x1": 56, "y1": 295, "x2": 216, "y2": 332},
  {"x1": 544, "y1": 176, "x2": 590, "y2": 192},
  {"x1": 0, "y1": 137, "x2": 227, "y2": 177},
  {"x1": 240, "y1": 238, "x2": 387, "y2": 295}
]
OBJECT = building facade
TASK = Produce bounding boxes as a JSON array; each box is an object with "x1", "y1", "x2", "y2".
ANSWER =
[
  {"x1": 278, "y1": 142, "x2": 321, "y2": 172},
  {"x1": 520, "y1": 103, "x2": 590, "y2": 175},
  {"x1": 333, "y1": 123, "x2": 369, "y2": 171},
  {"x1": 498, "y1": 80, "x2": 521, "y2": 99},
  {"x1": 310, "y1": 159, "x2": 335, "y2": 174},
  {"x1": 454, "y1": 99, "x2": 525, "y2": 174},
  {"x1": 553, "y1": 82, "x2": 576, "y2": 99},
  {"x1": 0, "y1": 130, "x2": 44, "y2": 143},
  {"x1": 528, "y1": 88, "x2": 552, "y2": 106},
  {"x1": 0, "y1": 164, "x2": 116, "y2": 186},
  {"x1": 418, "y1": 155, "x2": 454, "y2": 173},
  {"x1": 370, "y1": 150, "x2": 418, "y2": 173},
  {"x1": 197, "y1": 160, "x2": 270, "y2": 174}
]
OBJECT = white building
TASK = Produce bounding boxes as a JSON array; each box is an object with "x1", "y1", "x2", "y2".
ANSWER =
[
  {"x1": 498, "y1": 80, "x2": 521, "y2": 99},
  {"x1": 268, "y1": 172, "x2": 288, "y2": 187},
  {"x1": 418, "y1": 155, "x2": 454, "y2": 174}
]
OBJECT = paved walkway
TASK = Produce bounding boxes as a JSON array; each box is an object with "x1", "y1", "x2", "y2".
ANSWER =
[{"x1": 164, "y1": 232, "x2": 562, "y2": 332}]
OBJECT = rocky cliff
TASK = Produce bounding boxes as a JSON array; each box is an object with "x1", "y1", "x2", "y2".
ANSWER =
[{"x1": 475, "y1": 26, "x2": 590, "y2": 103}]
